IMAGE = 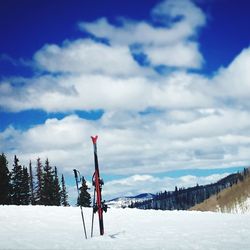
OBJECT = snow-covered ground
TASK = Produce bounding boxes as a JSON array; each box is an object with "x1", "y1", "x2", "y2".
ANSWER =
[{"x1": 1, "y1": 206, "x2": 250, "y2": 250}]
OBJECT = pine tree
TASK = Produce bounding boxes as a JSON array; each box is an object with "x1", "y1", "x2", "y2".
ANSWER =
[
  {"x1": 0, "y1": 153, "x2": 11, "y2": 204},
  {"x1": 20, "y1": 166, "x2": 30, "y2": 205},
  {"x1": 61, "y1": 174, "x2": 69, "y2": 206},
  {"x1": 77, "y1": 177, "x2": 91, "y2": 207},
  {"x1": 41, "y1": 158, "x2": 55, "y2": 205},
  {"x1": 53, "y1": 167, "x2": 61, "y2": 206},
  {"x1": 35, "y1": 158, "x2": 43, "y2": 205},
  {"x1": 11, "y1": 155, "x2": 23, "y2": 205},
  {"x1": 29, "y1": 161, "x2": 35, "y2": 205}
]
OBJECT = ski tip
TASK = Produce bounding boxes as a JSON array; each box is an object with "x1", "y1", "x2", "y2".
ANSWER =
[{"x1": 91, "y1": 135, "x2": 98, "y2": 144}]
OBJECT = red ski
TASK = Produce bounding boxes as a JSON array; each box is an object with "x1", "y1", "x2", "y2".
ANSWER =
[{"x1": 90, "y1": 136, "x2": 107, "y2": 236}]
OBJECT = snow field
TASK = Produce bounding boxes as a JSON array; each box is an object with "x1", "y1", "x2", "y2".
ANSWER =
[{"x1": 0, "y1": 206, "x2": 250, "y2": 250}]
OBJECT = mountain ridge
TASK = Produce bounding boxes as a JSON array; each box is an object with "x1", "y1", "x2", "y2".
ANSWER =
[{"x1": 107, "y1": 193, "x2": 155, "y2": 208}]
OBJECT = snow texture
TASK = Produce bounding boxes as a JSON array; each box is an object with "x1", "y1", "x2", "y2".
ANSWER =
[
  {"x1": 217, "y1": 197, "x2": 250, "y2": 214},
  {"x1": 1, "y1": 206, "x2": 250, "y2": 250}
]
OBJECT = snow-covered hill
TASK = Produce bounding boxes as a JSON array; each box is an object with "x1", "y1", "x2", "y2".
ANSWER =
[
  {"x1": 106, "y1": 193, "x2": 155, "y2": 208},
  {"x1": 1, "y1": 205, "x2": 250, "y2": 249}
]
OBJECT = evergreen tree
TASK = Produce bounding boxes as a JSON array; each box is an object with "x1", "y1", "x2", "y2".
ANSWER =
[
  {"x1": 35, "y1": 158, "x2": 43, "y2": 205},
  {"x1": 29, "y1": 160, "x2": 35, "y2": 205},
  {"x1": 29, "y1": 161, "x2": 35, "y2": 205},
  {"x1": 77, "y1": 177, "x2": 91, "y2": 207},
  {"x1": 41, "y1": 158, "x2": 55, "y2": 205},
  {"x1": 11, "y1": 156, "x2": 31, "y2": 205},
  {"x1": 11, "y1": 155, "x2": 23, "y2": 205},
  {"x1": 20, "y1": 166, "x2": 30, "y2": 205},
  {"x1": 53, "y1": 167, "x2": 61, "y2": 206},
  {"x1": 61, "y1": 174, "x2": 69, "y2": 206},
  {"x1": 0, "y1": 153, "x2": 11, "y2": 204}
]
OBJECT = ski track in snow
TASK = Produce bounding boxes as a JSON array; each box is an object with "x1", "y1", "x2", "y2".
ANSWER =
[{"x1": 0, "y1": 206, "x2": 250, "y2": 250}]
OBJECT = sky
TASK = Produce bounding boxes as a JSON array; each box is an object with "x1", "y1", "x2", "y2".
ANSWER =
[{"x1": 1, "y1": 0, "x2": 250, "y2": 201}]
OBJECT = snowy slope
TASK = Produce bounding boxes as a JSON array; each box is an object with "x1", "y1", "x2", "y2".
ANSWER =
[
  {"x1": 1, "y1": 206, "x2": 250, "y2": 250},
  {"x1": 217, "y1": 197, "x2": 250, "y2": 214},
  {"x1": 106, "y1": 193, "x2": 155, "y2": 208}
]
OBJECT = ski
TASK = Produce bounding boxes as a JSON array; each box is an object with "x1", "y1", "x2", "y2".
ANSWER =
[
  {"x1": 91, "y1": 135, "x2": 107, "y2": 236},
  {"x1": 73, "y1": 169, "x2": 88, "y2": 239}
]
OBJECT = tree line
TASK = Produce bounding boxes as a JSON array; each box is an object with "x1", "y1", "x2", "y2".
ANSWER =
[
  {"x1": 0, "y1": 153, "x2": 69, "y2": 206},
  {"x1": 129, "y1": 168, "x2": 250, "y2": 210}
]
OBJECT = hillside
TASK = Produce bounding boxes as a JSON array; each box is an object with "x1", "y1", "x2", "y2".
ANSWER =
[
  {"x1": 130, "y1": 170, "x2": 247, "y2": 211},
  {"x1": 190, "y1": 172, "x2": 250, "y2": 213}
]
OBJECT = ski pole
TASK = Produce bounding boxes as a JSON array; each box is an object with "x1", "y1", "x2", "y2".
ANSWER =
[{"x1": 73, "y1": 169, "x2": 88, "y2": 239}]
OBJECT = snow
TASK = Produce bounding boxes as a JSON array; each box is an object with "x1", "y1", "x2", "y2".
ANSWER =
[
  {"x1": 232, "y1": 197, "x2": 250, "y2": 214},
  {"x1": 1, "y1": 206, "x2": 250, "y2": 250},
  {"x1": 217, "y1": 197, "x2": 250, "y2": 214}
]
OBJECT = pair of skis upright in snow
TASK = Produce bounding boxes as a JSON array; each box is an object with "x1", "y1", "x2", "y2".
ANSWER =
[
  {"x1": 73, "y1": 135, "x2": 107, "y2": 239},
  {"x1": 90, "y1": 135, "x2": 107, "y2": 237}
]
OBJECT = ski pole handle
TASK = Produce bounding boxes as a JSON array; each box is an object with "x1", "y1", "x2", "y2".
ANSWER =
[
  {"x1": 73, "y1": 169, "x2": 78, "y2": 180},
  {"x1": 73, "y1": 169, "x2": 82, "y2": 184}
]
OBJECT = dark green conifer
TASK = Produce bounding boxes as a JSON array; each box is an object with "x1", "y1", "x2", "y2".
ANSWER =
[
  {"x1": 0, "y1": 153, "x2": 11, "y2": 204},
  {"x1": 35, "y1": 157, "x2": 43, "y2": 205},
  {"x1": 61, "y1": 174, "x2": 69, "y2": 206},
  {"x1": 11, "y1": 155, "x2": 23, "y2": 205},
  {"x1": 20, "y1": 166, "x2": 30, "y2": 205},
  {"x1": 29, "y1": 160, "x2": 35, "y2": 205},
  {"x1": 53, "y1": 166, "x2": 61, "y2": 206},
  {"x1": 41, "y1": 158, "x2": 54, "y2": 205},
  {"x1": 77, "y1": 177, "x2": 91, "y2": 207}
]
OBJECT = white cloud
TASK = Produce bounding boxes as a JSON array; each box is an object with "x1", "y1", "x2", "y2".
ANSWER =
[
  {"x1": 151, "y1": 0, "x2": 206, "y2": 29},
  {"x1": 2, "y1": 107, "x2": 250, "y2": 177},
  {"x1": 2, "y1": 43, "x2": 250, "y2": 177},
  {"x1": 145, "y1": 41, "x2": 203, "y2": 68},
  {"x1": 34, "y1": 39, "x2": 146, "y2": 76},
  {"x1": 79, "y1": 0, "x2": 206, "y2": 68},
  {"x1": 213, "y1": 47, "x2": 250, "y2": 100},
  {"x1": 0, "y1": 71, "x2": 213, "y2": 112},
  {"x1": 0, "y1": 0, "x2": 210, "y2": 113}
]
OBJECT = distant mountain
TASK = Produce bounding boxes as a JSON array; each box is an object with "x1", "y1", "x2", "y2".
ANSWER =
[
  {"x1": 190, "y1": 169, "x2": 250, "y2": 214},
  {"x1": 106, "y1": 193, "x2": 155, "y2": 208}
]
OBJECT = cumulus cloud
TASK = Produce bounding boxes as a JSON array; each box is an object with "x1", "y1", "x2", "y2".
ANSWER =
[
  {"x1": 0, "y1": 70, "x2": 213, "y2": 112},
  {"x1": 2, "y1": 107, "x2": 250, "y2": 177},
  {"x1": 34, "y1": 39, "x2": 147, "y2": 76},
  {"x1": 79, "y1": 0, "x2": 206, "y2": 68},
  {"x1": 0, "y1": 0, "x2": 209, "y2": 113},
  {"x1": 212, "y1": 47, "x2": 250, "y2": 102}
]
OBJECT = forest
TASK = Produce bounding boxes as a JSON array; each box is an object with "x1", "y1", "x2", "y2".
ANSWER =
[
  {"x1": 0, "y1": 153, "x2": 92, "y2": 207},
  {"x1": 130, "y1": 168, "x2": 250, "y2": 210},
  {"x1": 0, "y1": 153, "x2": 69, "y2": 206}
]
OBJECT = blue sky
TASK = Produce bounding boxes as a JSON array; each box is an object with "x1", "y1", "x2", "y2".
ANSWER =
[{"x1": 1, "y1": 0, "x2": 250, "y2": 200}]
